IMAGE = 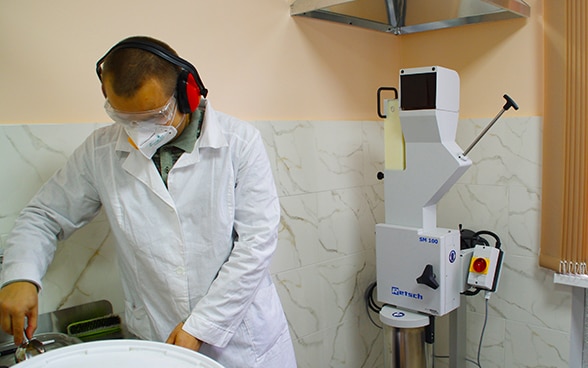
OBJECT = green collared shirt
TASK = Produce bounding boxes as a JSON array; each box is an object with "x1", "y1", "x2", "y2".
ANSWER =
[{"x1": 152, "y1": 107, "x2": 204, "y2": 186}]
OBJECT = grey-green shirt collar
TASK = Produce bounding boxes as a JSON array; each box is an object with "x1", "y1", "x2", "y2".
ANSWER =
[{"x1": 165, "y1": 106, "x2": 204, "y2": 153}]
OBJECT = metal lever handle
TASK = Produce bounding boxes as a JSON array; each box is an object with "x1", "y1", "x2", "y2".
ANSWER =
[
  {"x1": 502, "y1": 94, "x2": 519, "y2": 111},
  {"x1": 461, "y1": 94, "x2": 519, "y2": 158}
]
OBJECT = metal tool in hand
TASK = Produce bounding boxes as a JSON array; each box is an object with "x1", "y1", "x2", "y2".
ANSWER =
[
  {"x1": 459, "y1": 94, "x2": 519, "y2": 159},
  {"x1": 15, "y1": 330, "x2": 46, "y2": 363}
]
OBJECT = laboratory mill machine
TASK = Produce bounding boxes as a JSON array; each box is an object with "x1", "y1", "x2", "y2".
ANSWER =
[{"x1": 375, "y1": 66, "x2": 517, "y2": 368}]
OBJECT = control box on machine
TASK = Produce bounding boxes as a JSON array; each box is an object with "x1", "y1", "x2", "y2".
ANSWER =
[
  {"x1": 467, "y1": 245, "x2": 502, "y2": 291},
  {"x1": 376, "y1": 223, "x2": 461, "y2": 316}
]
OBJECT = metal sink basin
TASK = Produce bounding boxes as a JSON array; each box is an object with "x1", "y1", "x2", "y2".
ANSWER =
[
  {"x1": 0, "y1": 332, "x2": 82, "y2": 367},
  {"x1": 0, "y1": 300, "x2": 134, "y2": 367}
]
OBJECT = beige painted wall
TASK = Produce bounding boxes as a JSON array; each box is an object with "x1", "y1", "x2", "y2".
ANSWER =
[
  {"x1": 398, "y1": 0, "x2": 543, "y2": 118},
  {"x1": 0, "y1": 0, "x2": 398, "y2": 123},
  {"x1": 0, "y1": 0, "x2": 541, "y2": 124}
]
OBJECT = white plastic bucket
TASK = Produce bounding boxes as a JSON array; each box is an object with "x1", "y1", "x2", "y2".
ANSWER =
[{"x1": 13, "y1": 340, "x2": 225, "y2": 368}]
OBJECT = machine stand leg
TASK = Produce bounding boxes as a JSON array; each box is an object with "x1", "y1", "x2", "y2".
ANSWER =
[{"x1": 449, "y1": 296, "x2": 466, "y2": 368}]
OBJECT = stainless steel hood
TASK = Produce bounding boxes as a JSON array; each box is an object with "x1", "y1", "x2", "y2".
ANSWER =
[{"x1": 291, "y1": 0, "x2": 530, "y2": 35}]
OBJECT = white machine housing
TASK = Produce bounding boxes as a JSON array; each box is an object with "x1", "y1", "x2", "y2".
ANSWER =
[
  {"x1": 376, "y1": 66, "x2": 472, "y2": 317},
  {"x1": 385, "y1": 66, "x2": 470, "y2": 231},
  {"x1": 376, "y1": 224, "x2": 461, "y2": 316}
]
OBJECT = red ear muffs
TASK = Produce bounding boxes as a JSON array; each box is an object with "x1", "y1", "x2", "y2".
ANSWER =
[
  {"x1": 176, "y1": 70, "x2": 201, "y2": 114},
  {"x1": 97, "y1": 38, "x2": 208, "y2": 114}
]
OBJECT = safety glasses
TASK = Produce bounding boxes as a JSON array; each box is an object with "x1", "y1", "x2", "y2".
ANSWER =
[{"x1": 104, "y1": 95, "x2": 177, "y2": 127}]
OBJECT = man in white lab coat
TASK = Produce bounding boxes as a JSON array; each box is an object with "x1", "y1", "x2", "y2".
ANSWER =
[{"x1": 0, "y1": 36, "x2": 297, "y2": 368}]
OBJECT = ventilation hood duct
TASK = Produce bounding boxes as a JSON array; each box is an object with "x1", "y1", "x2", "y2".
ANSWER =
[{"x1": 291, "y1": 0, "x2": 530, "y2": 35}]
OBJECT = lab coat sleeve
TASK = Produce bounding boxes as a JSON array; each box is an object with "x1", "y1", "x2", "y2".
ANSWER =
[
  {"x1": 182, "y1": 128, "x2": 280, "y2": 347},
  {"x1": 1, "y1": 135, "x2": 102, "y2": 289}
]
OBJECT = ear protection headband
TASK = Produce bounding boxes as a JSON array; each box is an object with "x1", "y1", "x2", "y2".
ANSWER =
[{"x1": 96, "y1": 39, "x2": 208, "y2": 114}]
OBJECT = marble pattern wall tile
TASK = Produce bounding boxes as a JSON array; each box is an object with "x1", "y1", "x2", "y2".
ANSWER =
[
  {"x1": 362, "y1": 121, "x2": 386, "y2": 186},
  {"x1": 294, "y1": 315, "x2": 383, "y2": 368},
  {"x1": 437, "y1": 116, "x2": 570, "y2": 368},
  {"x1": 317, "y1": 188, "x2": 374, "y2": 257},
  {"x1": 505, "y1": 321, "x2": 569, "y2": 367},
  {"x1": 474, "y1": 254, "x2": 571, "y2": 332},
  {"x1": 0, "y1": 124, "x2": 107, "y2": 234},
  {"x1": 0, "y1": 116, "x2": 571, "y2": 368},
  {"x1": 313, "y1": 121, "x2": 366, "y2": 191},
  {"x1": 274, "y1": 251, "x2": 371, "y2": 339},
  {"x1": 252, "y1": 120, "x2": 382, "y2": 196},
  {"x1": 437, "y1": 183, "x2": 509, "y2": 232},
  {"x1": 456, "y1": 116, "x2": 542, "y2": 188},
  {"x1": 466, "y1": 312, "x2": 506, "y2": 368},
  {"x1": 508, "y1": 185, "x2": 541, "y2": 258},
  {"x1": 273, "y1": 192, "x2": 319, "y2": 273},
  {"x1": 253, "y1": 120, "x2": 325, "y2": 196}
]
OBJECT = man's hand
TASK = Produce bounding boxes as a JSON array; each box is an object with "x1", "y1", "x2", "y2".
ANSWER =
[
  {"x1": 165, "y1": 322, "x2": 202, "y2": 351},
  {"x1": 0, "y1": 282, "x2": 39, "y2": 345}
]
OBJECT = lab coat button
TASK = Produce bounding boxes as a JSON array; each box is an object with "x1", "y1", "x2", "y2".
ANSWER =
[{"x1": 175, "y1": 266, "x2": 185, "y2": 275}]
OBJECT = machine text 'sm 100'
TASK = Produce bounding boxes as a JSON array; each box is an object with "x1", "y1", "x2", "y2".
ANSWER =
[{"x1": 419, "y1": 237, "x2": 439, "y2": 244}]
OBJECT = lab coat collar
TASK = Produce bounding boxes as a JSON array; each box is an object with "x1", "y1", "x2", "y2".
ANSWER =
[
  {"x1": 197, "y1": 99, "x2": 229, "y2": 150},
  {"x1": 113, "y1": 124, "x2": 174, "y2": 206},
  {"x1": 111, "y1": 99, "x2": 229, "y2": 202},
  {"x1": 114, "y1": 124, "x2": 133, "y2": 153},
  {"x1": 168, "y1": 99, "x2": 229, "y2": 170}
]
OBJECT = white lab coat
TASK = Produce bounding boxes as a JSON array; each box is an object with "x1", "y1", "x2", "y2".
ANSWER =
[{"x1": 1, "y1": 100, "x2": 296, "y2": 368}]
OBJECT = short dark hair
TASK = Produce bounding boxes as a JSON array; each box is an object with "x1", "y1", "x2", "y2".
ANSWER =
[{"x1": 101, "y1": 36, "x2": 180, "y2": 98}]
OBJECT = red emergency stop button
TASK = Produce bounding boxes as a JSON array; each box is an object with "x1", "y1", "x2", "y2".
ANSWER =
[{"x1": 472, "y1": 258, "x2": 488, "y2": 273}]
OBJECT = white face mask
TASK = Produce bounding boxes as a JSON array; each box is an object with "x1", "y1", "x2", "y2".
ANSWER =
[
  {"x1": 123, "y1": 123, "x2": 177, "y2": 159},
  {"x1": 104, "y1": 95, "x2": 179, "y2": 159}
]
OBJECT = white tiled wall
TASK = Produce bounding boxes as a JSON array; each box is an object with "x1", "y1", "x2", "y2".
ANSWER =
[
  {"x1": 437, "y1": 116, "x2": 570, "y2": 367},
  {"x1": 0, "y1": 116, "x2": 570, "y2": 367}
]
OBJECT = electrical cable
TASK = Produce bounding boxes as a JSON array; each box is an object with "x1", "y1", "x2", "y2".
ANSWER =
[
  {"x1": 473, "y1": 230, "x2": 501, "y2": 249},
  {"x1": 462, "y1": 287, "x2": 481, "y2": 296},
  {"x1": 459, "y1": 227, "x2": 500, "y2": 367},
  {"x1": 477, "y1": 237, "x2": 490, "y2": 247},
  {"x1": 366, "y1": 305, "x2": 382, "y2": 329},
  {"x1": 366, "y1": 282, "x2": 382, "y2": 313},
  {"x1": 364, "y1": 282, "x2": 383, "y2": 329},
  {"x1": 465, "y1": 295, "x2": 489, "y2": 368}
]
